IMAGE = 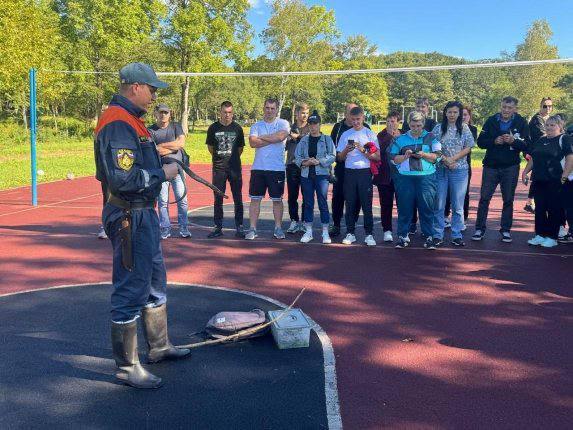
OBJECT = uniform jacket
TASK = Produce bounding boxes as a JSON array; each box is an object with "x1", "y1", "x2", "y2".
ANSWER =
[{"x1": 95, "y1": 94, "x2": 166, "y2": 204}]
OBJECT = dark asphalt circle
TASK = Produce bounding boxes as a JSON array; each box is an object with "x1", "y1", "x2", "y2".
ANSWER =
[{"x1": 0, "y1": 284, "x2": 329, "y2": 429}]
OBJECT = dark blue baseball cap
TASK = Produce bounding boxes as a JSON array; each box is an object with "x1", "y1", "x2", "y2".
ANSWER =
[{"x1": 119, "y1": 62, "x2": 168, "y2": 89}]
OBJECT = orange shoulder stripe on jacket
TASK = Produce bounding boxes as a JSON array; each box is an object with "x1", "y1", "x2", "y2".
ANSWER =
[{"x1": 95, "y1": 105, "x2": 151, "y2": 138}]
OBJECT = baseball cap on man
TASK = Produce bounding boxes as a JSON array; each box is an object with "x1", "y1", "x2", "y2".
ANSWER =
[
  {"x1": 119, "y1": 62, "x2": 168, "y2": 89},
  {"x1": 155, "y1": 103, "x2": 171, "y2": 113},
  {"x1": 308, "y1": 110, "x2": 321, "y2": 124}
]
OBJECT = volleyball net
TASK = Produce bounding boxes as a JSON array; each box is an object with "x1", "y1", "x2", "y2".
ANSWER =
[{"x1": 20, "y1": 58, "x2": 573, "y2": 204}]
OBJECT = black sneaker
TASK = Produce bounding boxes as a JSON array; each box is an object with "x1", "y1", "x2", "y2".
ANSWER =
[
  {"x1": 235, "y1": 227, "x2": 245, "y2": 238},
  {"x1": 424, "y1": 237, "x2": 436, "y2": 250},
  {"x1": 395, "y1": 237, "x2": 410, "y2": 249},
  {"x1": 329, "y1": 225, "x2": 341, "y2": 237},
  {"x1": 472, "y1": 230, "x2": 484, "y2": 241},
  {"x1": 207, "y1": 228, "x2": 223, "y2": 239},
  {"x1": 433, "y1": 238, "x2": 444, "y2": 248},
  {"x1": 451, "y1": 238, "x2": 465, "y2": 247},
  {"x1": 524, "y1": 203, "x2": 535, "y2": 214},
  {"x1": 500, "y1": 231, "x2": 512, "y2": 243}
]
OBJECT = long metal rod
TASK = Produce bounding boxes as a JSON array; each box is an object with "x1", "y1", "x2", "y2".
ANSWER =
[{"x1": 29, "y1": 68, "x2": 37, "y2": 206}]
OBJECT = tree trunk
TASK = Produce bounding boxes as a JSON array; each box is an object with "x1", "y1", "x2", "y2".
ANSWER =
[
  {"x1": 180, "y1": 75, "x2": 190, "y2": 132},
  {"x1": 52, "y1": 106, "x2": 58, "y2": 132},
  {"x1": 22, "y1": 105, "x2": 28, "y2": 130}
]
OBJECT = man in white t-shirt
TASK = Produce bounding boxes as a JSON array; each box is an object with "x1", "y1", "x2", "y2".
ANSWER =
[
  {"x1": 336, "y1": 106, "x2": 381, "y2": 246},
  {"x1": 245, "y1": 98, "x2": 290, "y2": 240}
]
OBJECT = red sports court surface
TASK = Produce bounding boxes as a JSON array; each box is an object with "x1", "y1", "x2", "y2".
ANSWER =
[{"x1": 0, "y1": 165, "x2": 572, "y2": 429}]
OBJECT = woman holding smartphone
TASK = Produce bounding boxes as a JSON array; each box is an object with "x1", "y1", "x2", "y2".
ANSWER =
[{"x1": 389, "y1": 111, "x2": 442, "y2": 249}]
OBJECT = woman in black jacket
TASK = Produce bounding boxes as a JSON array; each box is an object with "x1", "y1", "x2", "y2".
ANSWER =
[{"x1": 523, "y1": 115, "x2": 573, "y2": 248}]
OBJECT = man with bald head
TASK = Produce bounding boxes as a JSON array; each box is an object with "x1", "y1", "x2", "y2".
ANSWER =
[{"x1": 329, "y1": 103, "x2": 371, "y2": 237}]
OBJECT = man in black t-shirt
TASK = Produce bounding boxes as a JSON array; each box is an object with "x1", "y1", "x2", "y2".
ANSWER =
[
  {"x1": 401, "y1": 97, "x2": 438, "y2": 133},
  {"x1": 206, "y1": 101, "x2": 245, "y2": 238},
  {"x1": 149, "y1": 103, "x2": 190, "y2": 239}
]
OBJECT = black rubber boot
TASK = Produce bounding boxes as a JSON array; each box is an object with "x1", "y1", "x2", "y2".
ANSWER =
[
  {"x1": 142, "y1": 304, "x2": 191, "y2": 363},
  {"x1": 111, "y1": 320, "x2": 163, "y2": 389}
]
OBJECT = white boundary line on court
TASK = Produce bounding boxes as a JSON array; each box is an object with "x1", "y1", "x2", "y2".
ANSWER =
[
  {"x1": 0, "y1": 193, "x2": 101, "y2": 218},
  {"x1": 0, "y1": 281, "x2": 343, "y2": 430}
]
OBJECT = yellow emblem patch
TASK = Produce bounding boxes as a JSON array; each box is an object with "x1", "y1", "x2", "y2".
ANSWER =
[{"x1": 117, "y1": 149, "x2": 135, "y2": 171}]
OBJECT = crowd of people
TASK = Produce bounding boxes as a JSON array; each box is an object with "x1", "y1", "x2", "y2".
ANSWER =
[
  {"x1": 108, "y1": 92, "x2": 573, "y2": 250},
  {"x1": 184, "y1": 96, "x2": 572, "y2": 249},
  {"x1": 93, "y1": 62, "x2": 572, "y2": 389}
]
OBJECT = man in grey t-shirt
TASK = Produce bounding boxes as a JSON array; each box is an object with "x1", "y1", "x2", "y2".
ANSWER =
[{"x1": 149, "y1": 103, "x2": 190, "y2": 239}]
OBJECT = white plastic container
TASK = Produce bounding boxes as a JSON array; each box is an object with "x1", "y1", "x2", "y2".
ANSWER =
[{"x1": 268, "y1": 308, "x2": 311, "y2": 349}]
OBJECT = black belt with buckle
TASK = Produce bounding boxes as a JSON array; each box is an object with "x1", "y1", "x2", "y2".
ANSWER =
[{"x1": 108, "y1": 194, "x2": 155, "y2": 210}]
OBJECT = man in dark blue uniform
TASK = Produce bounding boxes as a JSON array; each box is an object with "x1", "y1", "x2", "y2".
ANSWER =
[{"x1": 95, "y1": 63, "x2": 190, "y2": 389}]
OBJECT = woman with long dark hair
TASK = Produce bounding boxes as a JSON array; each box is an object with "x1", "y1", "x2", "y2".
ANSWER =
[
  {"x1": 444, "y1": 105, "x2": 477, "y2": 229},
  {"x1": 431, "y1": 101, "x2": 475, "y2": 246}
]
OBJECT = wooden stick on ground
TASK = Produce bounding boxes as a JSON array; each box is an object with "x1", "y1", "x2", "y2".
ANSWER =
[{"x1": 175, "y1": 288, "x2": 306, "y2": 350}]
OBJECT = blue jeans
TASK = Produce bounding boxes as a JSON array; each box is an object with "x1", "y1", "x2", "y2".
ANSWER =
[
  {"x1": 394, "y1": 173, "x2": 437, "y2": 239},
  {"x1": 433, "y1": 168, "x2": 468, "y2": 240},
  {"x1": 158, "y1": 175, "x2": 188, "y2": 230},
  {"x1": 300, "y1": 175, "x2": 330, "y2": 225}
]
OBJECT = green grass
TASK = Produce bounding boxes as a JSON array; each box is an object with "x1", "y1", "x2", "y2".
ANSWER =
[{"x1": 0, "y1": 121, "x2": 493, "y2": 190}]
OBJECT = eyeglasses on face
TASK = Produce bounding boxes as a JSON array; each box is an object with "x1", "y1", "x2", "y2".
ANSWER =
[{"x1": 543, "y1": 104, "x2": 553, "y2": 108}]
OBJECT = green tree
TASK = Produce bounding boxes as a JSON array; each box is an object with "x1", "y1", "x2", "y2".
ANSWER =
[
  {"x1": 53, "y1": 0, "x2": 166, "y2": 119},
  {"x1": 0, "y1": 0, "x2": 63, "y2": 125},
  {"x1": 512, "y1": 19, "x2": 566, "y2": 117},
  {"x1": 381, "y1": 52, "x2": 454, "y2": 118},
  {"x1": 326, "y1": 36, "x2": 389, "y2": 121},
  {"x1": 260, "y1": 0, "x2": 339, "y2": 120},
  {"x1": 161, "y1": 0, "x2": 252, "y2": 130}
]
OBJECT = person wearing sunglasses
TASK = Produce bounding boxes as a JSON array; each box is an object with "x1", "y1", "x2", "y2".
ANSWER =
[
  {"x1": 149, "y1": 103, "x2": 190, "y2": 240},
  {"x1": 524, "y1": 97, "x2": 554, "y2": 214}
]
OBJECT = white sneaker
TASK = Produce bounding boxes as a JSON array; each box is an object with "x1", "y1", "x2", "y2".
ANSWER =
[
  {"x1": 287, "y1": 220, "x2": 298, "y2": 234},
  {"x1": 97, "y1": 226, "x2": 108, "y2": 239},
  {"x1": 558, "y1": 225, "x2": 568, "y2": 239},
  {"x1": 527, "y1": 235, "x2": 545, "y2": 246},
  {"x1": 245, "y1": 229, "x2": 258, "y2": 240},
  {"x1": 364, "y1": 235, "x2": 376, "y2": 246},
  {"x1": 540, "y1": 237, "x2": 558, "y2": 248},
  {"x1": 461, "y1": 224, "x2": 467, "y2": 232},
  {"x1": 383, "y1": 231, "x2": 393, "y2": 242},
  {"x1": 297, "y1": 222, "x2": 306, "y2": 233},
  {"x1": 300, "y1": 230, "x2": 313, "y2": 243},
  {"x1": 322, "y1": 231, "x2": 331, "y2": 244},
  {"x1": 342, "y1": 233, "x2": 356, "y2": 245}
]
